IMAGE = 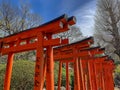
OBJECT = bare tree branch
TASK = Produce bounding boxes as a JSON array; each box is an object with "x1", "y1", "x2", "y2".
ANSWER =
[{"x1": 94, "y1": 0, "x2": 120, "y2": 60}]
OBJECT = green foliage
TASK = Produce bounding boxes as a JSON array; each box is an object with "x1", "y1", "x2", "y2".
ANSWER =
[
  {"x1": 115, "y1": 65, "x2": 120, "y2": 75},
  {"x1": 61, "y1": 68, "x2": 66, "y2": 86},
  {"x1": 11, "y1": 60, "x2": 35, "y2": 90},
  {"x1": 70, "y1": 73, "x2": 74, "y2": 89},
  {"x1": 54, "y1": 62, "x2": 74, "y2": 87},
  {"x1": 0, "y1": 60, "x2": 35, "y2": 90},
  {"x1": 114, "y1": 64, "x2": 120, "y2": 87},
  {"x1": 0, "y1": 61, "x2": 74, "y2": 89},
  {"x1": 0, "y1": 63, "x2": 6, "y2": 89},
  {"x1": 115, "y1": 61, "x2": 120, "y2": 66},
  {"x1": 54, "y1": 62, "x2": 59, "y2": 86}
]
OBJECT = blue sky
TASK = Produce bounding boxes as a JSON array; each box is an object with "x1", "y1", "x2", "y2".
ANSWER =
[
  {"x1": 29, "y1": 0, "x2": 97, "y2": 36},
  {"x1": 1, "y1": 0, "x2": 97, "y2": 36}
]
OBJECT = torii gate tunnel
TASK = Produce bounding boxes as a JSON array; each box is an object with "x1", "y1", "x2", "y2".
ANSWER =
[
  {"x1": 53, "y1": 37, "x2": 114, "y2": 90},
  {"x1": 0, "y1": 14, "x2": 114, "y2": 90}
]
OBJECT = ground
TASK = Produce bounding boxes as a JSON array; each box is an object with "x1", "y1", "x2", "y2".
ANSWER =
[{"x1": 115, "y1": 87, "x2": 120, "y2": 90}]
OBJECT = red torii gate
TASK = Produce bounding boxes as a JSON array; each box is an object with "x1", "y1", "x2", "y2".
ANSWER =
[
  {"x1": 53, "y1": 37, "x2": 115, "y2": 90},
  {"x1": 0, "y1": 14, "x2": 76, "y2": 90},
  {"x1": 0, "y1": 14, "x2": 115, "y2": 90}
]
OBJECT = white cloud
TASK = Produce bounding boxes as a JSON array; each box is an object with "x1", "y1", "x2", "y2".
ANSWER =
[{"x1": 73, "y1": 0, "x2": 96, "y2": 36}]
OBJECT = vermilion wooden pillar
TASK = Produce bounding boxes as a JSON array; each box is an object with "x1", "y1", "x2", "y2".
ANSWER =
[
  {"x1": 103, "y1": 63, "x2": 107, "y2": 90},
  {"x1": 94, "y1": 59, "x2": 104, "y2": 90},
  {"x1": 78, "y1": 58, "x2": 84, "y2": 90},
  {"x1": 74, "y1": 47, "x2": 80, "y2": 90},
  {"x1": 80, "y1": 59, "x2": 90, "y2": 90},
  {"x1": 103, "y1": 61, "x2": 114, "y2": 90},
  {"x1": 4, "y1": 53, "x2": 14, "y2": 90},
  {"x1": 42, "y1": 57, "x2": 47, "y2": 88},
  {"x1": 46, "y1": 34, "x2": 54, "y2": 90},
  {"x1": 109, "y1": 61, "x2": 114, "y2": 90},
  {"x1": 34, "y1": 32, "x2": 44, "y2": 90},
  {"x1": 88, "y1": 59, "x2": 97, "y2": 90},
  {"x1": 79, "y1": 59, "x2": 86, "y2": 90},
  {"x1": 74, "y1": 58, "x2": 80, "y2": 90},
  {"x1": 103, "y1": 62, "x2": 108, "y2": 90},
  {"x1": 99, "y1": 61, "x2": 104, "y2": 90},
  {"x1": 58, "y1": 61, "x2": 62, "y2": 90},
  {"x1": 66, "y1": 62, "x2": 69, "y2": 90},
  {"x1": 101, "y1": 62, "x2": 105, "y2": 90},
  {"x1": 109, "y1": 70, "x2": 114, "y2": 90}
]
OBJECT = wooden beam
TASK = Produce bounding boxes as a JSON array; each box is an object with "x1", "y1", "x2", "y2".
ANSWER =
[
  {"x1": 1, "y1": 38, "x2": 68, "y2": 55},
  {"x1": 0, "y1": 14, "x2": 71, "y2": 44},
  {"x1": 54, "y1": 50, "x2": 104, "y2": 60}
]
